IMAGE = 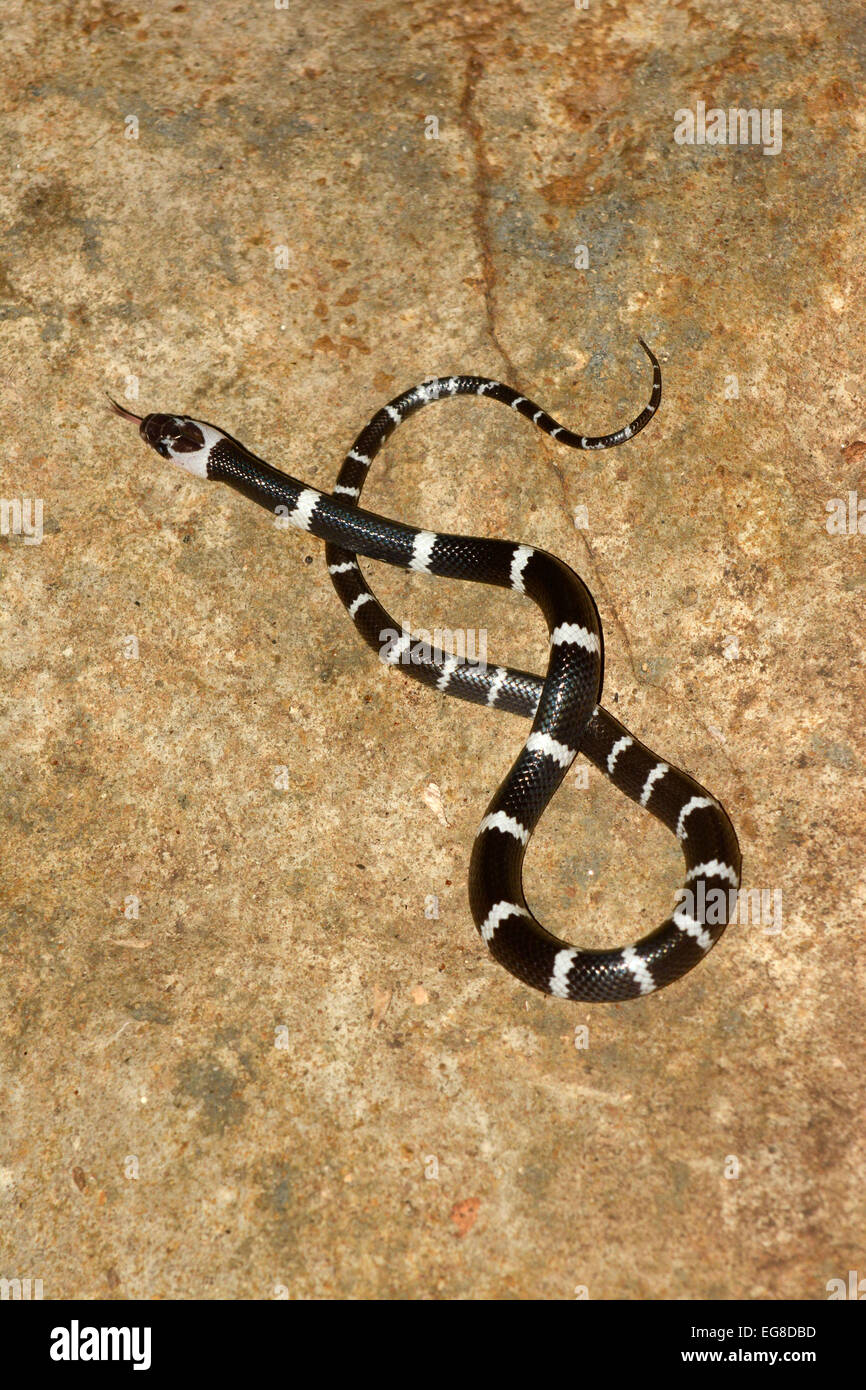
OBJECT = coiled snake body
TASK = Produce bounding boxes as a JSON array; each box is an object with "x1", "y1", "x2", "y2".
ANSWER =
[{"x1": 113, "y1": 341, "x2": 741, "y2": 1003}]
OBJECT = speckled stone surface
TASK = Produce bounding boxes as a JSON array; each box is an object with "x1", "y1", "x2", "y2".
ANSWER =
[{"x1": 1, "y1": 1, "x2": 864, "y2": 1300}]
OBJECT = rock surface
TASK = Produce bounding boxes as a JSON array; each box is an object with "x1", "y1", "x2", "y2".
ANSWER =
[{"x1": 0, "y1": 0, "x2": 863, "y2": 1299}]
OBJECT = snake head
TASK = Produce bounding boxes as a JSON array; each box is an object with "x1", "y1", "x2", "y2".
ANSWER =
[
  {"x1": 139, "y1": 413, "x2": 206, "y2": 460},
  {"x1": 107, "y1": 398, "x2": 224, "y2": 479}
]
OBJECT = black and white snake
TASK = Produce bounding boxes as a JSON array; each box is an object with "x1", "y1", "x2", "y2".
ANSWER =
[{"x1": 112, "y1": 341, "x2": 741, "y2": 1003}]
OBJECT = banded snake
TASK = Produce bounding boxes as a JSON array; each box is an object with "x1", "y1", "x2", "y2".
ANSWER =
[{"x1": 112, "y1": 340, "x2": 741, "y2": 1003}]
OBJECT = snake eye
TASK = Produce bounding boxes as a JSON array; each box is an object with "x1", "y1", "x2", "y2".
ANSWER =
[{"x1": 140, "y1": 413, "x2": 173, "y2": 454}]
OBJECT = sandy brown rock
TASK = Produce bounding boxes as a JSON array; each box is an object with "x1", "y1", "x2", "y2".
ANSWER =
[{"x1": 0, "y1": 0, "x2": 863, "y2": 1300}]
